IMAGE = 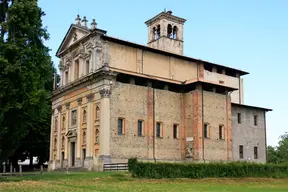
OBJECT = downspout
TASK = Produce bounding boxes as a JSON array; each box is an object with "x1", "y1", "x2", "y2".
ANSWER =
[
  {"x1": 153, "y1": 88, "x2": 156, "y2": 163},
  {"x1": 202, "y1": 87, "x2": 205, "y2": 162},
  {"x1": 264, "y1": 111, "x2": 267, "y2": 163}
]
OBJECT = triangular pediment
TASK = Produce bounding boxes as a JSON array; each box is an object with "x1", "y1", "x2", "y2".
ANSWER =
[{"x1": 56, "y1": 24, "x2": 90, "y2": 56}]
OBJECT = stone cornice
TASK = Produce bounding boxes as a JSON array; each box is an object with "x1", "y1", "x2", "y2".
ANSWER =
[{"x1": 52, "y1": 68, "x2": 116, "y2": 101}]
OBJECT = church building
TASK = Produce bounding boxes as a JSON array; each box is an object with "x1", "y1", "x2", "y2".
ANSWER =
[{"x1": 49, "y1": 11, "x2": 271, "y2": 171}]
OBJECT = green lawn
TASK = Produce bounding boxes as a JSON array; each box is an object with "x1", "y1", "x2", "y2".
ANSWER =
[{"x1": 0, "y1": 172, "x2": 288, "y2": 192}]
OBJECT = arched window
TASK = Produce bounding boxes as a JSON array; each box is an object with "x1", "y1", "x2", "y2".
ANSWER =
[
  {"x1": 173, "y1": 26, "x2": 178, "y2": 39},
  {"x1": 96, "y1": 106, "x2": 100, "y2": 120},
  {"x1": 167, "y1": 24, "x2": 173, "y2": 38},
  {"x1": 54, "y1": 138, "x2": 57, "y2": 151},
  {"x1": 62, "y1": 116, "x2": 65, "y2": 130},
  {"x1": 95, "y1": 129, "x2": 99, "y2": 144},
  {"x1": 83, "y1": 131, "x2": 86, "y2": 144},
  {"x1": 153, "y1": 27, "x2": 157, "y2": 40},
  {"x1": 156, "y1": 25, "x2": 161, "y2": 39},
  {"x1": 62, "y1": 136, "x2": 65, "y2": 148},
  {"x1": 55, "y1": 119, "x2": 58, "y2": 132},
  {"x1": 83, "y1": 110, "x2": 87, "y2": 123}
]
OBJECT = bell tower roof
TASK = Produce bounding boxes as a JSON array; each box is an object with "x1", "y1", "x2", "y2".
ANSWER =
[{"x1": 145, "y1": 10, "x2": 186, "y2": 26}]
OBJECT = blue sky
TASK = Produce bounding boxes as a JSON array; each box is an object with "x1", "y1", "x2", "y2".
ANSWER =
[{"x1": 38, "y1": 0, "x2": 288, "y2": 147}]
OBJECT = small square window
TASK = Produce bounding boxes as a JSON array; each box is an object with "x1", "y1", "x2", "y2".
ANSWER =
[
  {"x1": 118, "y1": 118, "x2": 124, "y2": 135},
  {"x1": 204, "y1": 124, "x2": 208, "y2": 138},
  {"x1": 156, "y1": 122, "x2": 162, "y2": 137},
  {"x1": 254, "y1": 115, "x2": 258, "y2": 126},
  {"x1": 173, "y1": 124, "x2": 178, "y2": 139},
  {"x1": 138, "y1": 120, "x2": 144, "y2": 136},
  {"x1": 239, "y1": 145, "x2": 244, "y2": 159},
  {"x1": 237, "y1": 113, "x2": 241, "y2": 124}
]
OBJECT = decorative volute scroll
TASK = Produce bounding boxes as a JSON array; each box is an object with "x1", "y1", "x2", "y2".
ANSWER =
[
  {"x1": 93, "y1": 35, "x2": 104, "y2": 70},
  {"x1": 99, "y1": 88, "x2": 111, "y2": 98}
]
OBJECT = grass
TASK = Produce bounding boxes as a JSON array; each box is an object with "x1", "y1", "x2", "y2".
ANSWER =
[{"x1": 0, "y1": 171, "x2": 288, "y2": 192}]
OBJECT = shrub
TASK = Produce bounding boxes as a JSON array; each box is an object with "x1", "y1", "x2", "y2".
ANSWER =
[{"x1": 127, "y1": 159, "x2": 288, "y2": 179}]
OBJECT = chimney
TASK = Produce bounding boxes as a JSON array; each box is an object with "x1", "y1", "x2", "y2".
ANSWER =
[
  {"x1": 82, "y1": 16, "x2": 88, "y2": 27},
  {"x1": 167, "y1": 10, "x2": 172, "y2": 15},
  {"x1": 91, "y1": 19, "x2": 97, "y2": 30},
  {"x1": 75, "y1": 14, "x2": 81, "y2": 25}
]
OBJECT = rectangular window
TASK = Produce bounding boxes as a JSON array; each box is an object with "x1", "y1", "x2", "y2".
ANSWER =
[
  {"x1": 118, "y1": 118, "x2": 124, "y2": 135},
  {"x1": 86, "y1": 60, "x2": 90, "y2": 75},
  {"x1": 75, "y1": 59, "x2": 79, "y2": 79},
  {"x1": 254, "y1": 147, "x2": 258, "y2": 159},
  {"x1": 204, "y1": 124, "x2": 208, "y2": 138},
  {"x1": 237, "y1": 113, "x2": 241, "y2": 124},
  {"x1": 254, "y1": 115, "x2": 258, "y2": 126},
  {"x1": 138, "y1": 120, "x2": 143, "y2": 136},
  {"x1": 219, "y1": 125, "x2": 223, "y2": 140},
  {"x1": 71, "y1": 110, "x2": 77, "y2": 126},
  {"x1": 239, "y1": 145, "x2": 244, "y2": 159},
  {"x1": 173, "y1": 124, "x2": 178, "y2": 139},
  {"x1": 156, "y1": 122, "x2": 161, "y2": 137}
]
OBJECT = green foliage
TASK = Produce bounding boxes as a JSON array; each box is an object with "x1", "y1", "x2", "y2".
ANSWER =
[
  {"x1": 0, "y1": 0, "x2": 53, "y2": 164},
  {"x1": 128, "y1": 159, "x2": 288, "y2": 179},
  {"x1": 128, "y1": 158, "x2": 137, "y2": 173},
  {"x1": 267, "y1": 132, "x2": 288, "y2": 164}
]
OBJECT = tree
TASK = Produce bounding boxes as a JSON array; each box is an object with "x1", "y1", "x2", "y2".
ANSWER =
[
  {"x1": 267, "y1": 146, "x2": 280, "y2": 164},
  {"x1": 277, "y1": 133, "x2": 288, "y2": 163},
  {"x1": 0, "y1": 0, "x2": 53, "y2": 166},
  {"x1": 267, "y1": 132, "x2": 288, "y2": 164}
]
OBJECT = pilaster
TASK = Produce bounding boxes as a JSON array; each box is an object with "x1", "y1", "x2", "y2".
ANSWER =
[
  {"x1": 99, "y1": 88, "x2": 111, "y2": 163},
  {"x1": 56, "y1": 106, "x2": 62, "y2": 163},
  {"x1": 86, "y1": 93, "x2": 94, "y2": 158},
  {"x1": 49, "y1": 109, "x2": 55, "y2": 162},
  {"x1": 191, "y1": 86, "x2": 203, "y2": 161},
  {"x1": 226, "y1": 94, "x2": 232, "y2": 160},
  {"x1": 76, "y1": 98, "x2": 82, "y2": 160},
  {"x1": 65, "y1": 103, "x2": 70, "y2": 160}
]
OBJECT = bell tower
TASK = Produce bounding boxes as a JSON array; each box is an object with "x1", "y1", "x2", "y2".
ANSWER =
[{"x1": 145, "y1": 10, "x2": 186, "y2": 55}]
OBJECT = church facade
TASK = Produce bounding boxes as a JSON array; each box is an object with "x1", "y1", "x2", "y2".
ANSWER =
[{"x1": 49, "y1": 11, "x2": 271, "y2": 171}]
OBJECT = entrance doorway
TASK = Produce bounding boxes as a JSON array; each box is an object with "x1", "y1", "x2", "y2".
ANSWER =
[
  {"x1": 71, "y1": 142, "x2": 75, "y2": 167},
  {"x1": 82, "y1": 149, "x2": 86, "y2": 167}
]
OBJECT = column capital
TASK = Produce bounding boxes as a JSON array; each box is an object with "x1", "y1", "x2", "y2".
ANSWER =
[
  {"x1": 77, "y1": 97, "x2": 82, "y2": 105},
  {"x1": 65, "y1": 102, "x2": 70, "y2": 110},
  {"x1": 86, "y1": 93, "x2": 94, "y2": 102},
  {"x1": 99, "y1": 88, "x2": 111, "y2": 98},
  {"x1": 57, "y1": 105, "x2": 62, "y2": 113}
]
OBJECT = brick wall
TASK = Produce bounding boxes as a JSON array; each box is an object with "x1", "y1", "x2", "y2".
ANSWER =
[
  {"x1": 203, "y1": 91, "x2": 229, "y2": 161},
  {"x1": 110, "y1": 81, "x2": 184, "y2": 161}
]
